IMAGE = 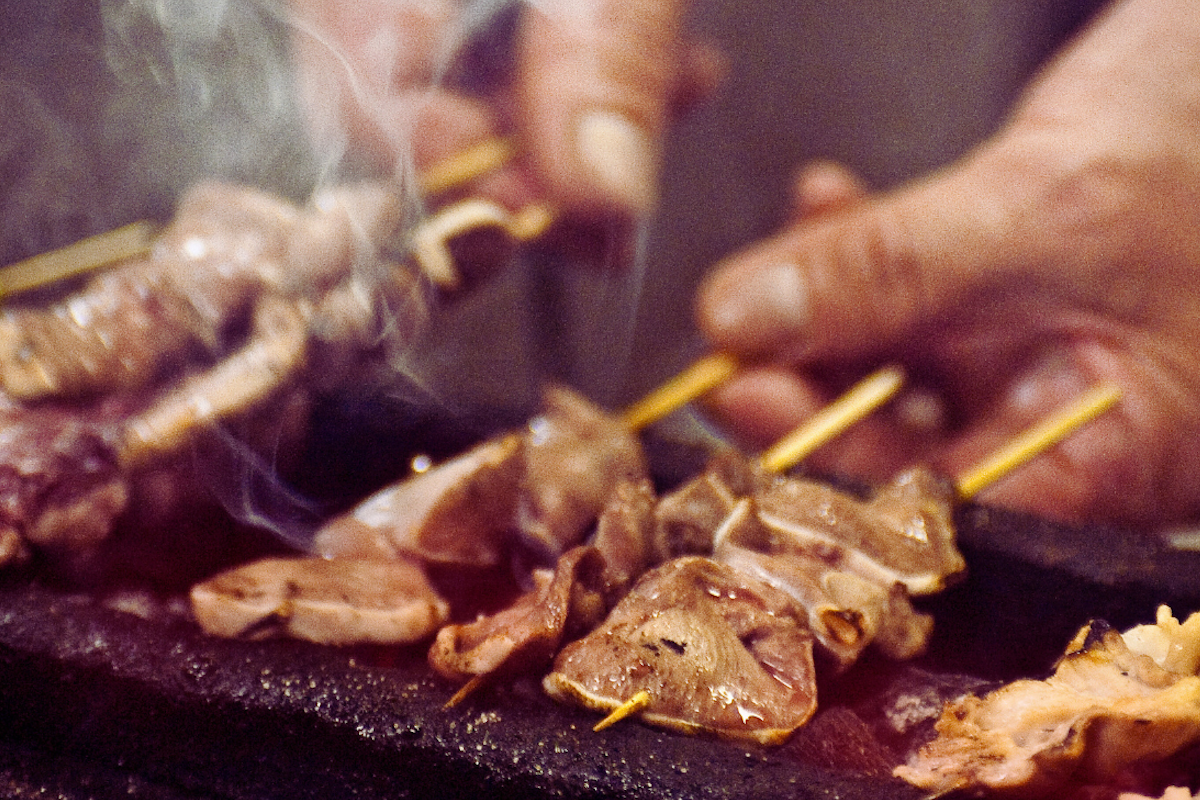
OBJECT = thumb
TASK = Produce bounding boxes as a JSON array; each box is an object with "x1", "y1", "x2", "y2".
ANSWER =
[
  {"x1": 696, "y1": 151, "x2": 1039, "y2": 362},
  {"x1": 515, "y1": 0, "x2": 694, "y2": 218}
]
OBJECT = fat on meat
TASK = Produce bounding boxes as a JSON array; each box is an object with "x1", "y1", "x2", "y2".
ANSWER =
[
  {"x1": 312, "y1": 385, "x2": 648, "y2": 569},
  {"x1": 544, "y1": 556, "x2": 818, "y2": 745},
  {"x1": 895, "y1": 606, "x2": 1200, "y2": 798},
  {"x1": 713, "y1": 496, "x2": 933, "y2": 669},
  {"x1": 753, "y1": 466, "x2": 963, "y2": 597}
]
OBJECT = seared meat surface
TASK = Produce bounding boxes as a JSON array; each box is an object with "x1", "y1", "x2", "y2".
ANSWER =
[
  {"x1": 896, "y1": 606, "x2": 1200, "y2": 798},
  {"x1": 544, "y1": 556, "x2": 818, "y2": 745}
]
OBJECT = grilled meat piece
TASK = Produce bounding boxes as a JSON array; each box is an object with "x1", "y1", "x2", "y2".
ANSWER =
[
  {"x1": 714, "y1": 496, "x2": 932, "y2": 669},
  {"x1": 544, "y1": 556, "x2": 818, "y2": 745},
  {"x1": 896, "y1": 606, "x2": 1200, "y2": 798},
  {"x1": 313, "y1": 434, "x2": 526, "y2": 568},
  {"x1": 428, "y1": 545, "x2": 608, "y2": 685},
  {"x1": 190, "y1": 555, "x2": 450, "y2": 645},
  {"x1": 313, "y1": 385, "x2": 648, "y2": 569},
  {"x1": 428, "y1": 478, "x2": 656, "y2": 688},
  {"x1": 519, "y1": 385, "x2": 648, "y2": 559},
  {"x1": 753, "y1": 467, "x2": 963, "y2": 597}
]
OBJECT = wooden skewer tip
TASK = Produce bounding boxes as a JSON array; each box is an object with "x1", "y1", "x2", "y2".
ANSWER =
[
  {"x1": 445, "y1": 674, "x2": 488, "y2": 709},
  {"x1": 0, "y1": 221, "x2": 155, "y2": 300},
  {"x1": 420, "y1": 137, "x2": 517, "y2": 196},
  {"x1": 593, "y1": 690, "x2": 652, "y2": 732},
  {"x1": 620, "y1": 353, "x2": 739, "y2": 431}
]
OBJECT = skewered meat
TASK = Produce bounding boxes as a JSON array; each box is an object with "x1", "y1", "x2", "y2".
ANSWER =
[
  {"x1": 0, "y1": 402, "x2": 127, "y2": 571},
  {"x1": 652, "y1": 452, "x2": 955, "y2": 668},
  {"x1": 751, "y1": 466, "x2": 963, "y2": 597},
  {"x1": 313, "y1": 434, "x2": 526, "y2": 568},
  {"x1": 714, "y1": 496, "x2": 932, "y2": 669},
  {"x1": 654, "y1": 454, "x2": 963, "y2": 596},
  {"x1": 0, "y1": 178, "x2": 434, "y2": 577},
  {"x1": 196, "y1": 387, "x2": 651, "y2": 648},
  {"x1": 519, "y1": 384, "x2": 649, "y2": 558},
  {"x1": 427, "y1": 477, "x2": 655, "y2": 687},
  {"x1": 190, "y1": 555, "x2": 450, "y2": 646},
  {"x1": 428, "y1": 545, "x2": 608, "y2": 685},
  {"x1": 651, "y1": 447, "x2": 759, "y2": 561},
  {"x1": 544, "y1": 556, "x2": 818, "y2": 745},
  {"x1": 0, "y1": 180, "x2": 408, "y2": 402},
  {"x1": 588, "y1": 477, "x2": 656, "y2": 594},
  {"x1": 895, "y1": 606, "x2": 1200, "y2": 798},
  {"x1": 313, "y1": 385, "x2": 648, "y2": 568}
]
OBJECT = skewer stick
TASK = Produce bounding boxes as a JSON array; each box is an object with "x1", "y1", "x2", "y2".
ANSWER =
[
  {"x1": 756, "y1": 365, "x2": 905, "y2": 474},
  {"x1": 954, "y1": 384, "x2": 1122, "y2": 499},
  {"x1": 0, "y1": 221, "x2": 155, "y2": 300},
  {"x1": 444, "y1": 674, "x2": 488, "y2": 709},
  {"x1": 411, "y1": 198, "x2": 557, "y2": 289},
  {"x1": 1, "y1": 138, "x2": 518, "y2": 301},
  {"x1": 620, "y1": 353, "x2": 740, "y2": 430},
  {"x1": 593, "y1": 690, "x2": 652, "y2": 732},
  {"x1": 419, "y1": 136, "x2": 518, "y2": 196}
]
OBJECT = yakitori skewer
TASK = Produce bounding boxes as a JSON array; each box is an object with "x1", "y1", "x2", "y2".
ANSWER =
[
  {"x1": 588, "y1": 368, "x2": 908, "y2": 733},
  {"x1": 755, "y1": 365, "x2": 906, "y2": 474},
  {"x1": 0, "y1": 137, "x2": 524, "y2": 299},
  {"x1": 418, "y1": 137, "x2": 518, "y2": 197},
  {"x1": 590, "y1": 383, "x2": 1124, "y2": 733},
  {"x1": 620, "y1": 353, "x2": 740, "y2": 430},
  {"x1": 0, "y1": 221, "x2": 156, "y2": 300}
]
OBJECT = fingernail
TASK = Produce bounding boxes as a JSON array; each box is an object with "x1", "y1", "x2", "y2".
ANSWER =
[
  {"x1": 705, "y1": 262, "x2": 810, "y2": 348},
  {"x1": 575, "y1": 110, "x2": 657, "y2": 213}
]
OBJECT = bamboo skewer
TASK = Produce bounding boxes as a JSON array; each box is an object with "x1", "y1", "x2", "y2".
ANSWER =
[
  {"x1": 954, "y1": 384, "x2": 1122, "y2": 499},
  {"x1": 756, "y1": 366, "x2": 905, "y2": 474},
  {"x1": 419, "y1": 137, "x2": 518, "y2": 197},
  {"x1": 591, "y1": 368, "x2": 906, "y2": 731},
  {"x1": 0, "y1": 137, "x2": 522, "y2": 300},
  {"x1": 621, "y1": 353, "x2": 740, "y2": 430},
  {"x1": 593, "y1": 690, "x2": 652, "y2": 732},
  {"x1": 0, "y1": 221, "x2": 155, "y2": 301}
]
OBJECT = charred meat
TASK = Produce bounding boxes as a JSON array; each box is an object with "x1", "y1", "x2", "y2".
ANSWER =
[{"x1": 896, "y1": 606, "x2": 1200, "y2": 798}]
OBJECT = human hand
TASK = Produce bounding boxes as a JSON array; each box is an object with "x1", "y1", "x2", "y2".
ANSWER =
[
  {"x1": 287, "y1": 0, "x2": 717, "y2": 220},
  {"x1": 695, "y1": 0, "x2": 1200, "y2": 530}
]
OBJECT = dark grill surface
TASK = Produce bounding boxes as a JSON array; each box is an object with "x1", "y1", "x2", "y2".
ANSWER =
[{"x1": 2, "y1": 423, "x2": 1199, "y2": 800}]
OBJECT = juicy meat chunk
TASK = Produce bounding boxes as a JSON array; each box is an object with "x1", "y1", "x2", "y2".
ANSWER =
[
  {"x1": 312, "y1": 384, "x2": 648, "y2": 569},
  {"x1": 312, "y1": 434, "x2": 525, "y2": 567},
  {"x1": 895, "y1": 607, "x2": 1200, "y2": 798},
  {"x1": 519, "y1": 385, "x2": 649, "y2": 558},
  {"x1": 190, "y1": 555, "x2": 450, "y2": 646},
  {"x1": 714, "y1": 496, "x2": 933, "y2": 669},
  {"x1": 753, "y1": 467, "x2": 963, "y2": 596},
  {"x1": 590, "y1": 478, "x2": 656, "y2": 594},
  {"x1": 0, "y1": 404, "x2": 127, "y2": 571},
  {"x1": 544, "y1": 556, "x2": 818, "y2": 745},
  {"x1": 651, "y1": 448, "x2": 766, "y2": 562},
  {"x1": 428, "y1": 545, "x2": 608, "y2": 685}
]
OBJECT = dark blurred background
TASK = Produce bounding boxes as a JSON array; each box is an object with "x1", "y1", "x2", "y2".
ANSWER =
[{"x1": 0, "y1": 0, "x2": 1108, "y2": 415}]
